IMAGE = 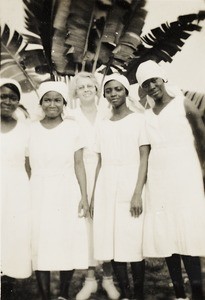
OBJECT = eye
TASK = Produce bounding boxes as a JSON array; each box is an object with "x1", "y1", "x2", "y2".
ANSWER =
[
  {"x1": 77, "y1": 86, "x2": 84, "y2": 90},
  {"x1": 115, "y1": 87, "x2": 123, "y2": 92}
]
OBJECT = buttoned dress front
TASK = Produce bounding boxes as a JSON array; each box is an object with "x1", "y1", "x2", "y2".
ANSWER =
[
  {"x1": 93, "y1": 113, "x2": 148, "y2": 262},
  {"x1": 29, "y1": 119, "x2": 88, "y2": 271}
]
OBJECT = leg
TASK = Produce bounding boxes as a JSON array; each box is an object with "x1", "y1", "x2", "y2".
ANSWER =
[
  {"x1": 102, "y1": 261, "x2": 120, "y2": 299},
  {"x1": 131, "y1": 260, "x2": 145, "y2": 300},
  {"x1": 111, "y1": 260, "x2": 131, "y2": 299},
  {"x1": 1, "y1": 275, "x2": 15, "y2": 300},
  {"x1": 182, "y1": 255, "x2": 204, "y2": 300},
  {"x1": 35, "y1": 270, "x2": 50, "y2": 300},
  {"x1": 165, "y1": 254, "x2": 186, "y2": 299},
  {"x1": 76, "y1": 267, "x2": 98, "y2": 300},
  {"x1": 59, "y1": 270, "x2": 74, "y2": 299}
]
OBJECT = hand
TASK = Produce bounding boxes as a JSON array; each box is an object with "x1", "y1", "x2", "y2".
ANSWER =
[
  {"x1": 78, "y1": 197, "x2": 89, "y2": 218},
  {"x1": 89, "y1": 195, "x2": 94, "y2": 219},
  {"x1": 130, "y1": 194, "x2": 143, "y2": 218}
]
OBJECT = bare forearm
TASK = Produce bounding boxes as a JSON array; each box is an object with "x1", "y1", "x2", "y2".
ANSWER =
[{"x1": 133, "y1": 145, "x2": 150, "y2": 196}]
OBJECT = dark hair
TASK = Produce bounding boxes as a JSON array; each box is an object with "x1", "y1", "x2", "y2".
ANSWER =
[{"x1": 2, "y1": 83, "x2": 20, "y2": 100}]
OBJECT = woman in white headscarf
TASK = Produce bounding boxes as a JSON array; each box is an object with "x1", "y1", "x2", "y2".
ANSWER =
[
  {"x1": 28, "y1": 81, "x2": 89, "y2": 300},
  {"x1": 0, "y1": 78, "x2": 32, "y2": 299},
  {"x1": 91, "y1": 73, "x2": 150, "y2": 300},
  {"x1": 136, "y1": 60, "x2": 205, "y2": 300}
]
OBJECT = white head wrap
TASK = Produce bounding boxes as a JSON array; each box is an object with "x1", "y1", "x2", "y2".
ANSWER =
[
  {"x1": 136, "y1": 60, "x2": 167, "y2": 87},
  {"x1": 38, "y1": 81, "x2": 68, "y2": 102},
  {"x1": 0, "y1": 78, "x2": 22, "y2": 98},
  {"x1": 103, "y1": 73, "x2": 130, "y2": 94}
]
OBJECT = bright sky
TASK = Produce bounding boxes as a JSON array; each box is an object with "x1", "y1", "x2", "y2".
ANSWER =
[{"x1": 0, "y1": 0, "x2": 205, "y2": 112}]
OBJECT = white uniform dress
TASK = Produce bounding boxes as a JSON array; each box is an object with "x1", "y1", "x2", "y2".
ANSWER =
[
  {"x1": 93, "y1": 113, "x2": 148, "y2": 262},
  {"x1": 29, "y1": 119, "x2": 88, "y2": 270},
  {"x1": 143, "y1": 95, "x2": 205, "y2": 257},
  {"x1": 1, "y1": 121, "x2": 32, "y2": 278},
  {"x1": 70, "y1": 107, "x2": 104, "y2": 266}
]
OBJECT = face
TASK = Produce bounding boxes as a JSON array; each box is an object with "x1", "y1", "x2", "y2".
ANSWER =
[
  {"x1": 104, "y1": 80, "x2": 127, "y2": 108},
  {"x1": 41, "y1": 91, "x2": 64, "y2": 118},
  {"x1": 0, "y1": 86, "x2": 19, "y2": 117},
  {"x1": 141, "y1": 77, "x2": 166, "y2": 101},
  {"x1": 75, "y1": 77, "x2": 97, "y2": 104}
]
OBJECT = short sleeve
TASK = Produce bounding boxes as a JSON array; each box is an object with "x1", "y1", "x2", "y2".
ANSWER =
[
  {"x1": 73, "y1": 122, "x2": 86, "y2": 152},
  {"x1": 92, "y1": 124, "x2": 101, "y2": 153},
  {"x1": 138, "y1": 114, "x2": 150, "y2": 146}
]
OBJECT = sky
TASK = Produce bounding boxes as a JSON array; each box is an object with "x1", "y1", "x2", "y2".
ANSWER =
[{"x1": 0, "y1": 0, "x2": 205, "y2": 112}]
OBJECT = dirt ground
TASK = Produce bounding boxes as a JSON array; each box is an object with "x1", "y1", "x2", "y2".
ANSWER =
[{"x1": 3, "y1": 258, "x2": 205, "y2": 300}]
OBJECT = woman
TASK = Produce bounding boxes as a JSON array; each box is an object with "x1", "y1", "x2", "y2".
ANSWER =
[
  {"x1": 28, "y1": 81, "x2": 89, "y2": 300},
  {"x1": 69, "y1": 72, "x2": 120, "y2": 300},
  {"x1": 1, "y1": 78, "x2": 32, "y2": 299},
  {"x1": 91, "y1": 73, "x2": 150, "y2": 300},
  {"x1": 136, "y1": 60, "x2": 205, "y2": 300}
]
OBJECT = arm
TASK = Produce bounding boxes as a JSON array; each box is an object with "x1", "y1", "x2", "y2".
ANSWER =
[
  {"x1": 25, "y1": 156, "x2": 31, "y2": 179},
  {"x1": 74, "y1": 148, "x2": 89, "y2": 218},
  {"x1": 130, "y1": 144, "x2": 150, "y2": 218},
  {"x1": 185, "y1": 97, "x2": 205, "y2": 172},
  {"x1": 90, "y1": 153, "x2": 102, "y2": 219}
]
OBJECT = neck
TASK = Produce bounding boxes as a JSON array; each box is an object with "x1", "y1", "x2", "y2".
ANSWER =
[
  {"x1": 80, "y1": 101, "x2": 97, "y2": 112},
  {"x1": 1, "y1": 116, "x2": 17, "y2": 133},
  {"x1": 155, "y1": 93, "x2": 173, "y2": 106},
  {"x1": 41, "y1": 115, "x2": 63, "y2": 128},
  {"x1": 111, "y1": 103, "x2": 132, "y2": 120},
  {"x1": 1, "y1": 115, "x2": 15, "y2": 122}
]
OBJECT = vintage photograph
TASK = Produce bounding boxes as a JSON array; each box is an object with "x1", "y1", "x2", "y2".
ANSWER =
[{"x1": 1, "y1": 0, "x2": 205, "y2": 299}]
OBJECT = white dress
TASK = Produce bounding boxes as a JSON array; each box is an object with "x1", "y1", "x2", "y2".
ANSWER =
[
  {"x1": 93, "y1": 113, "x2": 148, "y2": 262},
  {"x1": 29, "y1": 120, "x2": 88, "y2": 270},
  {"x1": 1, "y1": 121, "x2": 32, "y2": 278},
  {"x1": 69, "y1": 107, "x2": 104, "y2": 266},
  {"x1": 143, "y1": 95, "x2": 205, "y2": 257}
]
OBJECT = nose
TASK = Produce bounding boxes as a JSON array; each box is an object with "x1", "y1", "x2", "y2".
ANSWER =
[
  {"x1": 50, "y1": 100, "x2": 55, "y2": 107},
  {"x1": 2, "y1": 98, "x2": 11, "y2": 104},
  {"x1": 149, "y1": 82, "x2": 156, "y2": 89}
]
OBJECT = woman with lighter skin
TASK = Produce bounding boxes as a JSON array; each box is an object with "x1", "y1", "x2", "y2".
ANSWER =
[
  {"x1": 69, "y1": 72, "x2": 120, "y2": 300},
  {"x1": 91, "y1": 73, "x2": 150, "y2": 300},
  {"x1": 0, "y1": 78, "x2": 32, "y2": 300},
  {"x1": 28, "y1": 81, "x2": 89, "y2": 300},
  {"x1": 136, "y1": 60, "x2": 205, "y2": 300}
]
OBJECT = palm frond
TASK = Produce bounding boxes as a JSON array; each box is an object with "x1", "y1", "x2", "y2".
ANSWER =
[
  {"x1": 0, "y1": 24, "x2": 48, "y2": 93},
  {"x1": 23, "y1": 0, "x2": 55, "y2": 75},
  {"x1": 126, "y1": 11, "x2": 205, "y2": 84}
]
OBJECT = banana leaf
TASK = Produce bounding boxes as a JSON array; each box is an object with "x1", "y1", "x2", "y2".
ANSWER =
[
  {"x1": 126, "y1": 11, "x2": 205, "y2": 84},
  {"x1": 0, "y1": 24, "x2": 48, "y2": 93}
]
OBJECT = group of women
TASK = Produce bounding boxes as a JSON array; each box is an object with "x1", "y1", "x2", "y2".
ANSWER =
[{"x1": 1, "y1": 60, "x2": 205, "y2": 300}]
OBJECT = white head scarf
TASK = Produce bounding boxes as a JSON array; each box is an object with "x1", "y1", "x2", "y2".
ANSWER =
[
  {"x1": 38, "y1": 81, "x2": 68, "y2": 102},
  {"x1": 0, "y1": 78, "x2": 22, "y2": 98},
  {"x1": 136, "y1": 60, "x2": 167, "y2": 87},
  {"x1": 103, "y1": 73, "x2": 130, "y2": 94}
]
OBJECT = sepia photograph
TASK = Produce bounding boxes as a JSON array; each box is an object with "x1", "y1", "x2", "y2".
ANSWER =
[{"x1": 1, "y1": 0, "x2": 205, "y2": 299}]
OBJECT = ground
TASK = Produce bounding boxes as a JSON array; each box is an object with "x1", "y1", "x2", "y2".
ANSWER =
[{"x1": 4, "y1": 258, "x2": 205, "y2": 300}]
